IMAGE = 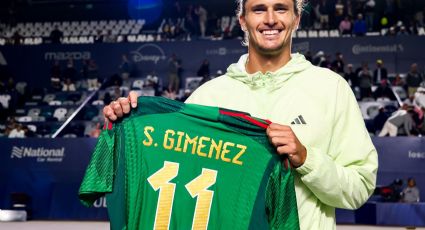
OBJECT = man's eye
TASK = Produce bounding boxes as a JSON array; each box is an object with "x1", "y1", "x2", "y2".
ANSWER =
[
  {"x1": 276, "y1": 8, "x2": 287, "y2": 13},
  {"x1": 253, "y1": 8, "x2": 265, "y2": 13}
]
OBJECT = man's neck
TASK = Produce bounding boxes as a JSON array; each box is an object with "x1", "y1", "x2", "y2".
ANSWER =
[{"x1": 245, "y1": 48, "x2": 292, "y2": 74}]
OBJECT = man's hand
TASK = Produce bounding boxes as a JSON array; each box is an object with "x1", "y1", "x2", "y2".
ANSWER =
[
  {"x1": 103, "y1": 91, "x2": 139, "y2": 123},
  {"x1": 266, "y1": 123, "x2": 307, "y2": 168}
]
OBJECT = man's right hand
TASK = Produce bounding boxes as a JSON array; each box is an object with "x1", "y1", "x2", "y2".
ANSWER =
[{"x1": 103, "y1": 91, "x2": 139, "y2": 122}]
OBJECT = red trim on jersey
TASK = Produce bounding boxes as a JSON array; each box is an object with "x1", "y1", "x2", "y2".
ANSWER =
[
  {"x1": 103, "y1": 122, "x2": 113, "y2": 130},
  {"x1": 219, "y1": 110, "x2": 270, "y2": 129}
]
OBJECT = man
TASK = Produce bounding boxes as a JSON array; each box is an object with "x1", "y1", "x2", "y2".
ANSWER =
[
  {"x1": 406, "y1": 63, "x2": 424, "y2": 97},
  {"x1": 373, "y1": 59, "x2": 388, "y2": 85},
  {"x1": 103, "y1": 0, "x2": 378, "y2": 229},
  {"x1": 378, "y1": 104, "x2": 415, "y2": 137}
]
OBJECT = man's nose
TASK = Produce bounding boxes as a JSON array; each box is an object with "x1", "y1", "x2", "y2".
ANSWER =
[{"x1": 264, "y1": 9, "x2": 277, "y2": 26}]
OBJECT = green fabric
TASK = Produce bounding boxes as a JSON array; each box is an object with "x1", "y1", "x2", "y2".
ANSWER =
[
  {"x1": 186, "y1": 53, "x2": 378, "y2": 230},
  {"x1": 79, "y1": 96, "x2": 299, "y2": 230}
]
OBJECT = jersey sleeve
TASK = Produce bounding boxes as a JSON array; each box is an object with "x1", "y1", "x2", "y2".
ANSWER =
[
  {"x1": 79, "y1": 128, "x2": 117, "y2": 206},
  {"x1": 266, "y1": 162, "x2": 300, "y2": 230}
]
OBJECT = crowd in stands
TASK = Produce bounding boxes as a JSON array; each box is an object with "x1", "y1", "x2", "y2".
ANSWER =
[
  {"x1": 2, "y1": 0, "x2": 425, "y2": 45},
  {"x1": 1, "y1": 46, "x2": 425, "y2": 138},
  {"x1": 375, "y1": 177, "x2": 421, "y2": 203}
]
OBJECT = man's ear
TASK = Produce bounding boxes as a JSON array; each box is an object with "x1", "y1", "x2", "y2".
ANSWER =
[
  {"x1": 239, "y1": 15, "x2": 247, "y2": 31},
  {"x1": 293, "y1": 15, "x2": 301, "y2": 31}
]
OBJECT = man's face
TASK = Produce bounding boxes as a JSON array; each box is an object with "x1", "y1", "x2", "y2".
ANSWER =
[{"x1": 239, "y1": 0, "x2": 300, "y2": 56}]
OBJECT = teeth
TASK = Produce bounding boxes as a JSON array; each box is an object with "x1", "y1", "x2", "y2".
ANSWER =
[{"x1": 262, "y1": 30, "x2": 279, "y2": 35}]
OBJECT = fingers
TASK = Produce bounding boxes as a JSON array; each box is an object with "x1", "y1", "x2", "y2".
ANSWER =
[
  {"x1": 111, "y1": 100, "x2": 124, "y2": 118},
  {"x1": 129, "y1": 91, "x2": 139, "y2": 108},
  {"x1": 102, "y1": 92, "x2": 138, "y2": 123},
  {"x1": 118, "y1": 97, "x2": 131, "y2": 114},
  {"x1": 103, "y1": 105, "x2": 117, "y2": 122}
]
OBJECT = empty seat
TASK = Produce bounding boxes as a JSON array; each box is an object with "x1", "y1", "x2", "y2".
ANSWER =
[
  {"x1": 17, "y1": 116, "x2": 32, "y2": 122},
  {"x1": 132, "y1": 80, "x2": 144, "y2": 89},
  {"x1": 27, "y1": 108, "x2": 41, "y2": 119},
  {"x1": 53, "y1": 108, "x2": 68, "y2": 121}
]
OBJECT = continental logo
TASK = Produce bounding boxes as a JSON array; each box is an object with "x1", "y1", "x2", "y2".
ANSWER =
[
  {"x1": 44, "y1": 51, "x2": 91, "y2": 61},
  {"x1": 11, "y1": 146, "x2": 65, "y2": 162},
  {"x1": 408, "y1": 150, "x2": 425, "y2": 159},
  {"x1": 352, "y1": 44, "x2": 404, "y2": 55}
]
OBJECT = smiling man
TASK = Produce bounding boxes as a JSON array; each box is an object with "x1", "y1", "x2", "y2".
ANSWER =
[{"x1": 103, "y1": 0, "x2": 378, "y2": 229}]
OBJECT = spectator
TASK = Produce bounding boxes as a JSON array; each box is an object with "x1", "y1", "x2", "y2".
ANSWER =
[
  {"x1": 119, "y1": 54, "x2": 130, "y2": 81},
  {"x1": 334, "y1": 0, "x2": 345, "y2": 28},
  {"x1": 194, "y1": 5, "x2": 208, "y2": 37},
  {"x1": 373, "y1": 106, "x2": 389, "y2": 134},
  {"x1": 197, "y1": 59, "x2": 210, "y2": 77},
  {"x1": 397, "y1": 26, "x2": 409, "y2": 35},
  {"x1": 358, "y1": 66, "x2": 373, "y2": 99},
  {"x1": 345, "y1": 63, "x2": 358, "y2": 88},
  {"x1": 62, "y1": 77, "x2": 76, "y2": 92},
  {"x1": 87, "y1": 60, "x2": 99, "y2": 91},
  {"x1": 373, "y1": 59, "x2": 388, "y2": 85},
  {"x1": 414, "y1": 86, "x2": 425, "y2": 109},
  {"x1": 374, "y1": 79, "x2": 396, "y2": 101},
  {"x1": 167, "y1": 54, "x2": 182, "y2": 93},
  {"x1": 339, "y1": 16, "x2": 352, "y2": 35},
  {"x1": 331, "y1": 52, "x2": 344, "y2": 75},
  {"x1": 145, "y1": 71, "x2": 160, "y2": 95},
  {"x1": 11, "y1": 30, "x2": 23, "y2": 45},
  {"x1": 50, "y1": 25, "x2": 63, "y2": 44},
  {"x1": 392, "y1": 73, "x2": 405, "y2": 87},
  {"x1": 8, "y1": 123, "x2": 25, "y2": 138},
  {"x1": 353, "y1": 13, "x2": 367, "y2": 36},
  {"x1": 89, "y1": 122, "x2": 101, "y2": 138},
  {"x1": 315, "y1": 0, "x2": 330, "y2": 29},
  {"x1": 379, "y1": 104, "x2": 415, "y2": 137},
  {"x1": 402, "y1": 178, "x2": 420, "y2": 203},
  {"x1": 364, "y1": 0, "x2": 376, "y2": 31},
  {"x1": 50, "y1": 60, "x2": 62, "y2": 91},
  {"x1": 406, "y1": 63, "x2": 424, "y2": 97},
  {"x1": 23, "y1": 125, "x2": 36, "y2": 138},
  {"x1": 94, "y1": 30, "x2": 104, "y2": 43},
  {"x1": 63, "y1": 59, "x2": 77, "y2": 82}
]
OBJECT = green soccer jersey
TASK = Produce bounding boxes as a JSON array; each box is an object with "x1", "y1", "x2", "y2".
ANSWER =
[{"x1": 79, "y1": 96, "x2": 299, "y2": 230}]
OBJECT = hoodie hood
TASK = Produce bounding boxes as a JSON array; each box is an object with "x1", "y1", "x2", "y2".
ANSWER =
[{"x1": 226, "y1": 53, "x2": 312, "y2": 91}]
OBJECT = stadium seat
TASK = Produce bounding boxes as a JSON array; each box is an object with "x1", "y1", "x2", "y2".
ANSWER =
[
  {"x1": 27, "y1": 108, "x2": 41, "y2": 119},
  {"x1": 392, "y1": 86, "x2": 407, "y2": 100},
  {"x1": 49, "y1": 100, "x2": 62, "y2": 106},
  {"x1": 185, "y1": 77, "x2": 203, "y2": 91},
  {"x1": 132, "y1": 80, "x2": 144, "y2": 89},
  {"x1": 53, "y1": 108, "x2": 68, "y2": 121},
  {"x1": 91, "y1": 100, "x2": 104, "y2": 106},
  {"x1": 0, "y1": 94, "x2": 11, "y2": 109},
  {"x1": 17, "y1": 116, "x2": 32, "y2": 122}
]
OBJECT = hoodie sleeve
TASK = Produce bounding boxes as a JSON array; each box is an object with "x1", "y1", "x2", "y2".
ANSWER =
[{"x1": 295, "y1": 78, "x2": 378, "y2": 209}]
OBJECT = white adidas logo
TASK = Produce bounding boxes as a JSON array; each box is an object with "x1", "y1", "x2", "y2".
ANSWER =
[{"x1": 291, "y1": 115, "x2": 306, "y2": 125}]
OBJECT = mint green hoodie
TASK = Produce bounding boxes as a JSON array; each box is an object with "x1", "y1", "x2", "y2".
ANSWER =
[{"x1": 186, "y1": 53, "x2": 378, "y2": 230}]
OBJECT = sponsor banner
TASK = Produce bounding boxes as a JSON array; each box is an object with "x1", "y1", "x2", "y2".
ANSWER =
[
  {"x1": 0, "y1": 138, "x2": 107, "y2": 219},
  {"x1": 371, "y1": 137, "x2": 425, "y2": 206},
  {"x1": 1, "y1": 37, "x2": 424, "y2": 89},
  {"x1": 0, "y1": 137, "x2": 423, "y2": 220}
]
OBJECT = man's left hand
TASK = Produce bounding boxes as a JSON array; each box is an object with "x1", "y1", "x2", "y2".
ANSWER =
[{"x1": 266, "y1": 123, "x2": 307, "y2": 168}]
